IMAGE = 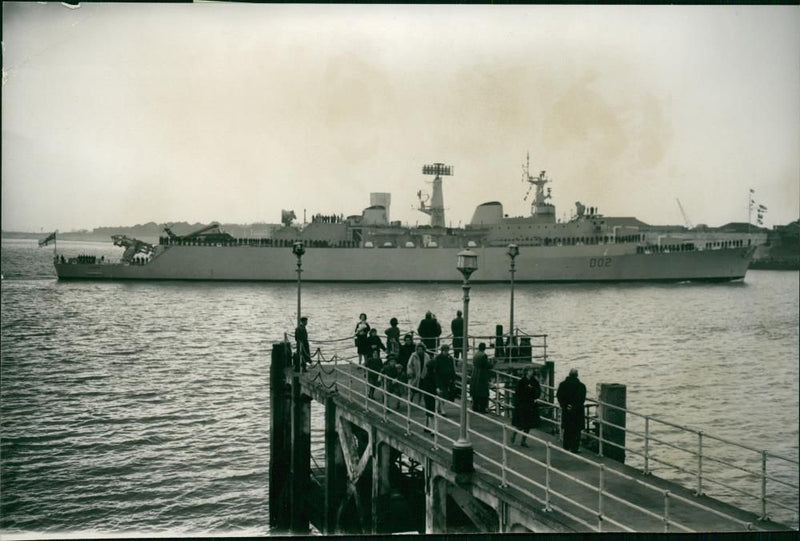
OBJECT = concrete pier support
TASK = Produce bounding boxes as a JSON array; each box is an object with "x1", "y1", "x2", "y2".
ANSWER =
[
  {"x1": 597, "y1": 383, "x2": 626, "y2": 463},
  {"x1": 268, "y1": 342, "x2": 291, "y2": 531},
  {"x1": 429, "y1": 476, "x2": 448, "y2": 533}
]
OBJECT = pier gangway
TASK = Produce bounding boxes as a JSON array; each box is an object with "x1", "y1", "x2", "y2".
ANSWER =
[{"x1": 269, "y1": 336, "x2": 798, "y2": 534}]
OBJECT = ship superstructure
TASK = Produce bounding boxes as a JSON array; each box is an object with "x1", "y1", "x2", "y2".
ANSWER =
[{"x1": 54, "y1": 157, "x2": 765, "y2": 283}]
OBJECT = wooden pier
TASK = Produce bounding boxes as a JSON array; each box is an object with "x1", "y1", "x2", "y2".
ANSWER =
[{"x1": 268, "y1": 341, "x2": 797, "y2": 534}]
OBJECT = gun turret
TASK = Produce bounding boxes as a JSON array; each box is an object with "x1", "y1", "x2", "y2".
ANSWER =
[{"x1": 111, "y1": 235, "x2": 155, "y2": 263}]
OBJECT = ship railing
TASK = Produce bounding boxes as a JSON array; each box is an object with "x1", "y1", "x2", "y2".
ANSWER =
[
  {"x1": 483, "y1": 369, "x2": 798, "y2": 528},
  {"x1": 301, "y1": 351, "x2": 776, "y2": 533},
  {"x1": 301, "y1": 334, "x2": 798, "y2": 528}
]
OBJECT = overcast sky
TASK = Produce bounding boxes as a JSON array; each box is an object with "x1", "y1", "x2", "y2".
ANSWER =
[{"x1": 2, "y1": 3, "x2": 798, "y2": 233}]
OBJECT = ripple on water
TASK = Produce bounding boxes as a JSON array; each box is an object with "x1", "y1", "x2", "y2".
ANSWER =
[{"x1": 1, "y1": 247, "x2": 796, "y2": 533}]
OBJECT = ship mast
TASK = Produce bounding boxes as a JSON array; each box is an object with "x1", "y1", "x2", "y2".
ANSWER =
[
  {"x1": 418, "y1": 162, "x2": 453, "y2": 228},
  {"x1": 522, "y1": 153, "x2": 553, "y2": 219}
]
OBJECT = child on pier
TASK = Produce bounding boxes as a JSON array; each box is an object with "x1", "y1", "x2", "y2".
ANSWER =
[
  {"x1": 381, "y1": 353, "x2": 404, "y2": 409},
  {"x1": 365, "y1": 347, "x2": 384, "y2": 400}
]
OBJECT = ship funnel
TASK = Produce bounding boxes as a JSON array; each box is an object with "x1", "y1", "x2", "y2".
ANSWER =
[
  {"x1": 370, "y1": 193, "x2": 391, "y2": 222},
  {"x1": 471, "y1": 202, "x2": 503, "y2": 225}
]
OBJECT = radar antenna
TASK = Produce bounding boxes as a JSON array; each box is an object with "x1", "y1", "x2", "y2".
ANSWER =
[
  {"x1": 522, "y1": 152, "x2": 554, "y2": 218},
  {"x1": 418, "y1": 163, "x2": 452, "y2": 228}
]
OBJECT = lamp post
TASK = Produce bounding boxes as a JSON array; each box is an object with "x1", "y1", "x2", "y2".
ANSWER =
[
  {"x1": 292, "y1": 241, "x2": 305, "y2": 371},
  {"x1": 453, "y1": 248, "x2": 478, "y2": 473},
  {"x1": 292, "y1": 241, "x2": 306, "y2": 325},
  {"x1": 506, "y1": 244, "x2": 519, "y2": 351}
]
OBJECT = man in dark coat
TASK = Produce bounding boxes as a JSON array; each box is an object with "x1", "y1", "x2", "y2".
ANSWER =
[
  {"x1": 511, "y1": 366, "x2": 541, "y2": 446},
  {"x1": 432, "y1": 344, "x2": 455, "y2": 415},
  {"x1": 469, "y1": 342, "x2": 494, "y2": 413},
  {"x1": 396, "y1": 333, "x2": 415, "y2": 372},
  {"x1": 451, "y1": 310, "x2": 464, "y2": 359},
  {"x1": 365, "y1": 348, "x2": 383, "y2": 399},
  {"x1": 556, "y1": 368, "x2": 587, "y2": 452},
  {"x1": 417, "y1": 311, "x2": 442, "y2": 353},
  {"x1": 294, "y1": 316, "x2": 310, "y2": 371}
]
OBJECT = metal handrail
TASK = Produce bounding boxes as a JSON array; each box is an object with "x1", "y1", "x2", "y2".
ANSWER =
[
  {"x1": 307, "y1": 359, "x2": 775, "y2": 532},
  {"x1": 302, "y1": 340, "x2": 798, "y2": 529},
  {"x1": 466, "y1": 406, "x2": 710, "y2": 531},
  {"x1": 489, "y1": 374, "x2": 797, "y2": 524}
]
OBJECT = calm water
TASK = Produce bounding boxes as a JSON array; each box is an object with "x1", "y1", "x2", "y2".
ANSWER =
[{"x1": 1, "y1": 238, "x2": 798, "y2": 535}]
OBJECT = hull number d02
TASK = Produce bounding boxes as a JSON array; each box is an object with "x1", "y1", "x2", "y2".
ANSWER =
[{"x1": 589, "y1": 257, "x2": 612, "y2": 268}]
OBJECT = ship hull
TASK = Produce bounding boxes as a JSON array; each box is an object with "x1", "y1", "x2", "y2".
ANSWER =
[{"x1": 54, "y1": 244, "x2": 754, "y2": 283}]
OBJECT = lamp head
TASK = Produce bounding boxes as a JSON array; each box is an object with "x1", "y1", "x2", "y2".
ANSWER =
[
  {"x1": 506, "y1": 243, "x2": 520, "y2": 259},
  {"x1": 457, "y1": 249, "x2": 478, "y2": 280},
  {"x1": 292, "y1": 241, "x2": 306, "y2": 257}
]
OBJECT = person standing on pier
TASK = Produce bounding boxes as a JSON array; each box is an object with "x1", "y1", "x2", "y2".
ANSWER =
[
  {"x1": 407, "y1": 342, "x2": 429, "y2": 406},
  {"x1": 556, "y1": 368, "x2": 587, "y2": 453},
  {"x1": 451, "y1": 310, "x2": 464, "y2": 360},
  {"x1": 366, "y1": 328, "x2": 386, "y2": 355},
  {"x1": 366, "y1": 347, "x2": 384, "y2": 400},
  {"x1": 381, "y1": 353, "x2": 403, "y2": 409},
  {"x1": 294, "y1": 316, "x2": 310, "y2": 372},
  {"x1": 469, "y1": 343, "x2": 494, "y2": 413},
  {"x1": 397, "y1": 333, "x2": 415, "y2": 372},
  {"x1": 433, "y1": 344, "x2": 456, "y2": 416},
  {"x1": 419, "y1": 347, "x2": 438, "y2": 432},
  {"x1": 385, "y1": 317, "x2": 401, "y2": 357},
  {"x1": 354, "y1": 313, "x2": 371, "y2": 365},
  {"x1": 417, "y1": 311, "x2": 442, "y2": 353},
  {"x1": 511, "y1": 366, "x2": 541, "y2": 447}
]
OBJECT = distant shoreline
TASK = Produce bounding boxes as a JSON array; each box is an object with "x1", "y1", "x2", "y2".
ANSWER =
[{"x1": 2, "y1": 232, "x2": 115, "y2": 243}]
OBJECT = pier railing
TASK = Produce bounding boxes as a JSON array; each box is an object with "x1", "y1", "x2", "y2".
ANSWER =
[
  {"x1": 484, "y1": 368, "x2": 799, "y2": 528},
  {"x1": 297, "y1": 345, "x2": 797, "y2": 532}
]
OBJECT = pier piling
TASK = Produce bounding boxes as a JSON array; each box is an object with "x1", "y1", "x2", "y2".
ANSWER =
[
  {"x1": 267, "y1": 343, "x2": 794, "y2": 534},
  {"x1": 290, "y1": 361, "x2": 311, "y2": 533},
  {"x1": 268, "y1": 342, "x2": 291, "y2": 531},
  {"x1": 324, "y1": 396, "x2": 346, "y2": 533},
  {"x1": 597, "y1": 383, "x2": 626, "y2": 463}
]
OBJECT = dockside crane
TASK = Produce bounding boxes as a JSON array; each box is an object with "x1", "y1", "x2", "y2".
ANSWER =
[{"x1": 676, "y1": 198, "x2": 693, "y2": 229}]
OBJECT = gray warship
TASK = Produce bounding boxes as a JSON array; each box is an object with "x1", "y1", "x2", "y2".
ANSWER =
[{"x1": 54, "y1": 157, "x2": 763, "y2": 282}]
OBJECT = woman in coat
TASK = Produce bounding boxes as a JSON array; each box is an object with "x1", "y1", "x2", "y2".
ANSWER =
[
  {"x1": 419, "y1": 348, "x2": 438, "y2": 432},
  {"x1": 354, "y1": 313, "x2": 371, "y2": 365},
  {"x1": 511, "y1": 367, "x2": 541, "y2": 447},
  {"x1": 407, "y1": 342, "x2": 429, "y2": 405}
]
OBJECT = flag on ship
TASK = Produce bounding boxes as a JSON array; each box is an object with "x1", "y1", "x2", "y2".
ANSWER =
[
  {"x1": 38, "y1": 231, "x2": 57, "y2": 247},
  {"x1": 756, "y1": 203, "x2": 767, "y2": 225}
]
